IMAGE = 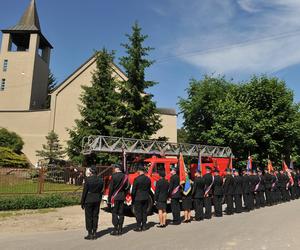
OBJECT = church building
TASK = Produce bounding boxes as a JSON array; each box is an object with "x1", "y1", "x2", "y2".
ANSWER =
[{"x1": 0, "y1": 0, "x2": 177, "y2": 165}]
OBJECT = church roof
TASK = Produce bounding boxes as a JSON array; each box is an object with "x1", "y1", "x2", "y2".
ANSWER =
[
  {"x1": 5, "y1": 0, "x2": 41, "y2": 32},
  {"x1": 2, "y1": 0, "x2": 52, "y2": 48}
]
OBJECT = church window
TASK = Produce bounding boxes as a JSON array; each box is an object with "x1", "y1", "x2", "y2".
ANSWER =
[
  {"x1": 3, "y1": 59, "x2": 8, "y2": 72},
  {"x1": 0, "y1": 79, "x2": 5, "y2": 91}
]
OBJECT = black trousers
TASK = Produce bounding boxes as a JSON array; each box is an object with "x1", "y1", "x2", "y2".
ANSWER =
[
  {"x1": 280, "y1": 188, "x2": 290, "y2": 201},
  {"x1": 194, "y1": 198, "x2": 204, "y2": 220},
  {"x1": 243, "y1": 193, "x2": 250, "y2": 211},
  {"x1": 112, "y1": 200, "x2": 125, "y2": 228},
  {"x1": 234, "y1": 194, "x2": 243, "y2": 213},
  {"x1": 255, "y1": 192, "x2": 265, "y2": 208},
  {"x1": 225, "y1": 195, "x2": 234, "y2": 214},
  {"x1": 248, "y1": 193, "x2": 255, "y2": 210},
  {"x1": 290, "y1": 186, "x2": 297, "y2": 200},
  {"x1": 134, "y1": 200, "x2": 148, "y2": 227},
  {"x1": 204, "y1": 196, "x2": 212, "y2": 219},
  {"x1": 85, "y1": 202, "x2": 100, "y2": 233},
  {"x1": 213, "y1": 195, "x2": 223, "y2": 217},
  {"x1": 265, "y1": 189, "x2": 273, "y2": 205},
  {"x1": 171, "y1": 198, "x2": 181, "y2": 223}
]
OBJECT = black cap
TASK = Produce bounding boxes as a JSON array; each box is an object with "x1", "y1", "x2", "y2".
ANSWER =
[
  {"x1": 112, "y1": 163, "x2": 122, "y2": 170},
  {"x1": 90, "y1": 167, "x2": 97, "y2": 174},
  {"x1": 206, "y1": 166, "x2": 212, "y2": 171},
  {"x1": 214, "y1": 169, "x2": 220, "y2": 173},
  {"x1": 137, "y1": 163, "x2": 145, "y2": 172},
  {"x1": 159, "y1": 171, "x2": 166, "y2": 178}
]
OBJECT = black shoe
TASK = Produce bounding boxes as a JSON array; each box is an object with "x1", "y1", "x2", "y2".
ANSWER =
[
  {"x1": 134, "y1": 227, "x2": 142, "y2": 232},
  {"x1": 157, "y1": 224, "x2": 164, "y2": 228},
  {"x1": 84, "y1": 234, "x2": 93, "y2": 240},
  {"x1": 110, "y1": 229, "x2": 118, "y2": 236},
  {"x1": 170, "y1": 221, "x2": 181, "y2": 225},
  {"x1": 142, "y1": 225, "x2": 148, "y2": 231},
  {"x1": 118, "y1": 226, "x2": 123, "y2": 235}
]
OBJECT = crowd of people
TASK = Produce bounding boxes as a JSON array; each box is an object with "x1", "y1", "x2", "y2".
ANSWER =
[{"x1": 80, "y1": 163, "x2": 300, "y2": 240}]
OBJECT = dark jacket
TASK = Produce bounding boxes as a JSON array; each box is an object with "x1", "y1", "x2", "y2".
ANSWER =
[
  {"x1": 81, "y1": 175, "x2": 104, "y2": 205},
  {"x1": 203, "y1": 173, "x2": 214, "y2": 196},
  {"x1": 108, "y1": 172, "x2": 129, "y2": 202},
  {"x1": 223, "y1": 174, "x2": 234, "y2": 195},
  {"x1": 155, "y1": 178, "x2": 170, "y2": 202},
  {"x1": 192, "y1": 176, "x2": 205, "y2": 198},
  {"x1": 131, "y1": 174, "x2": 151, "y2": 201},
  {"x1": 264, "y1": 173, "x2": 273, "y2": 190},
  {"x1": 257, "y1": 175, "x2": 265, "y2": 191},
  {"x1": 250, "y1": 175, "x2": 260, "y2": 192},
  {"x1": 233, "y1": 175, "x2": 243, "y2": 195},
  {"x1": 278, "y1": 173, "x2": 287, "y2": 189},
  {"x1": 169, "y1": 174, "x2": 181, "y2": 199},
  {"x1": 213, "y1": 175, "x2": 223, "y2": 196},
  {"x1": 242, "y1": 174, "x2": 251, "y2": 194}
]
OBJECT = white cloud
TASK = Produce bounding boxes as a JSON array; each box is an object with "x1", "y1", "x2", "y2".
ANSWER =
[{"x1": 165, "y1": 0, "x2": 300, "y2": 75}]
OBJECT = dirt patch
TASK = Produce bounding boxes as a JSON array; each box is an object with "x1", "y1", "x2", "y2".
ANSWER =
[{"x1": 0, "y1": 205, "x2": 145, "y2": 233}]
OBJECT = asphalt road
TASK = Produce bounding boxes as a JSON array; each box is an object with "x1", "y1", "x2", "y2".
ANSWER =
[{"x1": 1, "y1": 199, "x2": 300, "y2": 250}]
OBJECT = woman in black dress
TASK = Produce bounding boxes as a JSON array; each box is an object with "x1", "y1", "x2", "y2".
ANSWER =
[
  {"x1": 154, "y1": 171, "x2": 169, "y2": 227},
  {"x1": 182, "y1": 173, "x2": 193, "y2": 223}
]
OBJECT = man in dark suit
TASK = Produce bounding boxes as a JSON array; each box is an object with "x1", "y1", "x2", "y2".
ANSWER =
[
  {"x1": 223, "y1": 168, "x2": 234, "y2": 215},
  {"x1": 257, "y1": 169, "x2": 266, "y2": 207},
  {"x1": 131, "y1": 165, "x2": 151, "y2": 231},
  {"x1": 108, "y1": 164, "x2": 129, "y2": 236},
  {"x1": 169, "y1": 166, "x2": 181, "y2": 225},
  {"x1": 242, "y1": 169, "x2": 251, "y2": 211},
  {"x1": 192, "y1": 169, "x2": 205, "y2": 221},
  {"x1": 233, "y1": 169, "x2": 243, "y2": 213},
  {"x1": 154, "y1": 171, "x2": 169, "y2": 228},
  {"x1": 203, "y1": 166, "x2": 214, "y2": 219},
  {"x1": 264, "y1": 169, "x2": 273, "y2": 206},
  {"x1": 81, "y1": 167, "x2": 104, "y2": 240},
  {"x1": 213, "y1": 169, "x2": 223, "y2": 217}
]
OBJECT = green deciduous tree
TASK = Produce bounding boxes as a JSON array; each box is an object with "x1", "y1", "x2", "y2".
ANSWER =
[
  {"x1": 67, "y1": 49, "x2": 122, "y2": 163},
  {"x1": 0, "y1": 128, "x2": 24, "y2": 153},
  {"x1": 117, "y1": 22, "x2": 162, "y2": 139},
  {"x1": 180, "y1": 75, "x2": 300, "y2": 166},
  {"x1": 36, "y1": 131, "x2": 65, "y2": 163}
]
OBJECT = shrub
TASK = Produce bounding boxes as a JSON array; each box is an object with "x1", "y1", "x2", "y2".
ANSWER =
[
  {"x1": 0, "y1": 147, "x2": 29, "y2": 168},
  {"x1": 0, "y1": 193, "x2": 81, "y2": 211},
  {"x1": 0, "y1": 128, "x2": 24, "y2": 153}
]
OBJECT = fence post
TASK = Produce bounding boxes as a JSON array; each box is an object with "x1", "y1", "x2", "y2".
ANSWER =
[{"x1": 37, "y1": 166, "x2": 45, "y2": 194}]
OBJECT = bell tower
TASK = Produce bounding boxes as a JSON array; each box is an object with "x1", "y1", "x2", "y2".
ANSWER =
[{"x1": 0, "y1": 0, "x2": 52, "y2": 110}]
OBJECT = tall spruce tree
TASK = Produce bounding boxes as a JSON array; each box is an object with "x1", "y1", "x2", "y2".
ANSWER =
[
  {"x1": 118, "y1": 22, "x2": 162, "y2": 139},
  {"x1": 67, "y1": 49, "x2": 121, "y2": 163}
]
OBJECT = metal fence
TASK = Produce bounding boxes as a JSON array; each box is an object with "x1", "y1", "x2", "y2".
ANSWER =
[{"x1": 0, "y1": 165, "x2": 113, "y2": 195}]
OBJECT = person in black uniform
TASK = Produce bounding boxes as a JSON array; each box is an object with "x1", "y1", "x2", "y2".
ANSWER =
[
  {"x1": 192, "y1": 169, "x2": 205, "y2": 221},
  {"x1": 212, "y1": 169, "x2": 223, "y2": 217},
  {"x1": 284, "y1": 171, "x2": 291, "y2": 201},
  {"x1": 264, "y1": 169, "x2": 273, "y2": 206},
  {"x1": 295, "y1": 169, "x2": 300, "y2": 199},
  {"x1": 272, "y1": 170, "x2": 280, "y2": 204},
  {"x1": 257, "y1": 169, "x2": 266, "y2": 207},
  {"x1": 169, "y1": 166, "x2": 181, "y2": 225},
  {"x1": 154, "y1": 171, "x2": 169, "y2": 228},
  {"x1": 131, "y1": 164, "x2": 151, "y2": 232},
  {"x1": 182, "y1": 173, "x2": 193, "y2": 223},
  {"x1": 81, "y1": 167, "x2": 104, "y2": 240},
  {"x1": 278, "y1": 169, "x2": 289, "y2": 202},
  {"x1": 233, "y1": 169, "x2": 243, "y2": 213},
  {"x1": 223, "y1": 168, "x2": 234, "y2": 215},
  {"x1": 241, "y1": 169, "x2": 251, "y2": 212},
  {"x1": 290, "y1": 170, "x2": 297, "y2": 200},
  {"x1": 203, "y1": 166, "x2": 214, "y2": 219},
  {"x1": 251, "y1": 169, "x2": 261, "y2": 208},
  {"x1": 108, "y1": 164, "x2": 129, "y2": 236}
]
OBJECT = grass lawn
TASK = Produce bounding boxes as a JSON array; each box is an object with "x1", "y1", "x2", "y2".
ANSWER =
[
  {"x1": 0, "y1": 179, "x2": 82, "y2": 194},
  {"x1": 0, "y1": 208, "x2": 57, "y2": 219}
]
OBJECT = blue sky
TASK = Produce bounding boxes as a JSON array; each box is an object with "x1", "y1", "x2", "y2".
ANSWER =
[{"x1": 1, "y1": 0, "x2": 300, "y2": 128}]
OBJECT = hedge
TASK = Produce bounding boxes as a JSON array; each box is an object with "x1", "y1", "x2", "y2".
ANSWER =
[
  {"x1": 0, "y1": 147, "x2": 29, "y2": 168},
  {"x1": 0, "y1": 193, "x2": 81, "y2": 211}
]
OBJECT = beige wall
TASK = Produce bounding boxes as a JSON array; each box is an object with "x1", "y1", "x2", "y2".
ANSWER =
[
  {"x1": 153, "y1": 114, "x2": 177, "y2": 142},
  {"x1": 0, "y1": 56, "x2": 177, "y2": 164},
  {"x1": 0, "y1": 110, "x2": 51, "y2": 164}
]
